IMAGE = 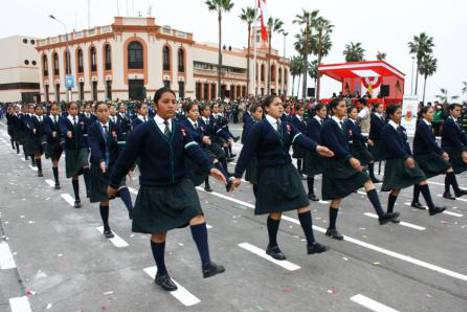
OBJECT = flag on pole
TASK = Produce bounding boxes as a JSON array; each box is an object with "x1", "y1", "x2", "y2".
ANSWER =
[{"x1": 257, "y1": 0, "x2": 268, "y2": 41}]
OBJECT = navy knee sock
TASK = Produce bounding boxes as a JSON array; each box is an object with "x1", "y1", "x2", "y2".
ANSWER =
[
  {"x1": 72, "y1": 179, "x2": 80, "y2": 201},
  {"x1": 99, "y1": 204, "x2": 110, "y2": 231},
  {"x1": 267, "y1": 217, "x2": 280, "y2": 248},
  {"x1": 52, "y1": 166, "x2": 59, "y2": 185},
  {"x1": 412, "y1": 184, "x2": 420, "y2": 203},
  {"x1": 367, "y1": 189, "x2": 385, "y2": 217},
  {"x1": 118, "y1": 187, "x2": 133, "y2": 211},
  {"x1": 190, "y1": 223, "x2": 211, "y2": 268},
  {"x1": 329, "y1": 207, "x2": 339, "y2": 230},
  {"x1": 298, "y1": 211, "x2": 316, "y2": 246},
  {"x1": 387, "y1": 193, "x2": 398, "y2": 213},
  {"x1": 419, "y1": 184, "x2": 435, "y2": 209},
  {"x1": 307, "y1": 176, "x2": 315, "y2": 196},
  {"x1": 150, "y1": 240, "x2": 168, "y2": 276}
]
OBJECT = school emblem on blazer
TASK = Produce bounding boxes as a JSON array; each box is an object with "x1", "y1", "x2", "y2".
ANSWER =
[
  {"x1": 180, "y1": 128, "x2": 186, "y2": 136},
  {"x1": 111, "y1": 131, "x2": 117, "y2": 139},
  {"x1": 286, "y1": 124, "x2": 291, "y2": 134}
]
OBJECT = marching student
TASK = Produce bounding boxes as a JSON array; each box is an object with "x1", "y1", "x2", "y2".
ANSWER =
[
  {"x1": 368, "y1": 102, "x2": 386, "y2": 183},
  {"x1": 291, "y1": 104, "x2": 307, "y2": 175},
  {"x1": 304, "y1": 103, "x2": 327, "y2": 201},
  {"x1": 59, "y1": 102, "x2": 91, "y2": 208},
  {"x1": 28, "y1": 105, "x2": 46, "y2": 177},
  {"x1": 44, "y1": 103, "x2": 64, "y2": 189},
  {"x1": 441, "y1": 103, "x2": 467, "y2": 199},
  {"x1": 320, "y1": 99, "x2": 399, "y2": 240},
  {"x1": 131, "y1": 102, "x2": 150, "y2": 131},
  {"x1": 344, "y1": 106, "x2": 375, "y2": 169},
  {"x1": 381, "y1": 104, "x2": 446, "y2": 218},
  {"x1": 24, "y1": 104, "x2": 36, "y2": 167},
  {"x1": 243, "y1": 103, "x2": 264, "y2": 197},
  {"x1": 108, "y1": 87, "x2": 227, "y2": 292},
  {"x1": 241, "y1": 103, "x2": 254, "y2": 145},
  {"x1": 232, "y1": 95, "x2": 334, "y2": 260},
  {"x1": 211, "y1": 102, "x2": 237, "y2": 160},
  {"x1": 117, "y1": 103, "x2": 132, "y2": 142},
  {"x1": 80, "y1": 103, "x2": 96, "y2": 126},
  {"x1": 6, "y1": 105, "x2": 21, "y2": 154}
]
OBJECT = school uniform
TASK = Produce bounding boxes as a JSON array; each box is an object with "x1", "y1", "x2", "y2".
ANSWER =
[
  {"x1": 368, "y1": 112, "x2": 386, "y2": 161},
  {"x1": 320, "y1": 117, "x2": 370, "y2": 200},
  {"x1": 59, "y1": 114, "x2": 90, "y2": 178},
  {"x1": 116, "y1": 112, "x2": 132, "y2": 142},
  {"x1": 110, "y1": 115, "x2": 214, "y2": 234},
  {"x1": 80, "y1": 112, "x2": 97, "y2": 127},
  {"x1": 44, "y1": 114, "x2": 64, "y2": 161},
  {"x1": 281, "y1": 113, "x2": 293, "y2": 123},
  {"x1": 413, "y1": 119, "x2": 450, "y2": 179},
  {"x1": 344, "y1": 118, "x2": 374, "y2": 166},
  {"x1": 291, "y1": 115, "x2": 307, "y2": 166},
  {"x1": 304, "y1": 116, "x2": 325, "y2": 176},
  {"x1": 131, "y1": 114, "x2": 149, "y2": 131},
  {"x1": 234, "y1": 115, "x2": 318, "y2": 215},
  {"x1": 441, "y1": 116, "x2": 467, "y2": 174},
  {"x1": 380, "y1": 120, "x2": 426, "y2": 192},
  {"x1": 241, "y1": 111, "x2": 254, "y2": 145},
  {"x1": 22, "y1": 113, "x2": 34, "y2": 158},
  {"x1": 28, "y1": 115, "x2": 46, "y2": 155}
]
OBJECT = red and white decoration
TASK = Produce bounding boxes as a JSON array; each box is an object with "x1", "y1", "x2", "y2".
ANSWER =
[{"x1": 257, "y1": 0, "x2": 268, "y2": 41}]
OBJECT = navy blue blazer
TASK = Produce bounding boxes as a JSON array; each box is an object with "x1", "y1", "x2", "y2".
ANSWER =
[
  {"x1": 241, "y1": 112, "x2": 254, "y2": 144},
  {"x1": 344, "y1": 119, "x2": 368, "y2": 146},
  {"x1": 87, "y1": 121, "x2": 120, "y2": 167},
  {"x1": 441, "y1": 117, "x2": 467, "y2": 150},
  {"x1": 43, "y1": 115, "x2": 62, "y2": 144},
  {"x1": 180, "y1": 118, "x2": 205, "y2": 145},
  {"x1": 369, "y1": 113, "x2": 385, "y2": 141},
  {"x1": 413, "y1": 120, "x2": 443, "y2": 155},
  {"x1": 306, "y1": 117, "x2": 323, "y2": 144},
  {"x1": 59, "y1": 115, "x2": 88, "y2": 149},
  {"x1": 381, "y1": 123, "x2": 412, "y2": 160},
  {"x1": 291, "y1": 115, "x2": 307, "y2": 134},
  {"x1": 320, "y1": 119, "x2": 352, "y2": 161},
  {"x1": 117, "y1": 113, "x2": 132, "y2": 136},
  {"x1": 234, "y1": 119, "x2": 317, "y2": 178},
  {"x1": 28, "y1": 115, "x2": 46, "y2": 141}
]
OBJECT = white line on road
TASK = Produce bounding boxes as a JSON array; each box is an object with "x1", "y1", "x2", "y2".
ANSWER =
[
  {"x1": 45, "y1": 179, "x2": 55, "y2": 187},
  {"x1": 8, "y1": 296, "x2": 32, "y2": 312},
  {"x1": 143, "y1": 266, "x2": 201, "y2": 306},
  {"x1": 363, "y1": 213, "x2": 426, "y2": 231},
  {"x1": 0, "y1": 241, "x2": 16, "y2": 270},
  {"x1": 429, "y1": 180, "x2": 466, "y2": 189},
  {"x1": 60, "y1": 193, "x2": 75, "y2": 207},
  {"x1": 350, "y1": 294, "x2": 399, "y2": 312},
  {"x1": 199, "y1": 189, "x2": 467, "y2": 282},
  {"x1": 28, "y1": 165, "x2": 37, "y2": 171},
  {"x1": 238, "y1": 242, "x2": 301, "y2": 271},
  {"x1": 96, "y1": 226, "x2": 129, "y2": 248},
  {"x1": 403, "y1": 202, "x2": 463, "y2": 218},
  {"x1": 437, "y1": 194, "x2": 467, "y2": 203}
]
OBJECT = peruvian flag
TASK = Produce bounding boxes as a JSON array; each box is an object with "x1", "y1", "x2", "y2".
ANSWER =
[{"x1": 258, "y1": 0, "x2": 269, "y2": 41}]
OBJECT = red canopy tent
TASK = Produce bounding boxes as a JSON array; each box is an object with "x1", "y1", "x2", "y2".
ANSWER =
[{"x1": 318, "y1": 61, "x2": 405, "y2": 106}]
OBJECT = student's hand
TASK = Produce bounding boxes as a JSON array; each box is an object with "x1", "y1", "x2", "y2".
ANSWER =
[
  {"x1": 107, "y1": 186, "x2": 118, "y2": 199},
  {"x1": 228, "y1": 139, "x2": 234, "y2": 146},
  {"x1": 209, "y1": 168, "x2": 227, "y2": 185},
  {"x1": 231, "y1": 178, "x2": 242, "y2": 191},
  {"x1": 405, "y1": 157, "x2": 416, "y2": 169},
  {"x1": 67, "y1": 131, "x2": 72, "y2": 138},
  {"x1": 202, "y1": 136, "x2": 212, "y2": 145},
  {"x1": 316, "y1": 145, "x2": 334, "y2": 158},
  {"x1": 462, "y1": 151, "x2": 467, "y2": 163},
  {"x1": 441, "y1": 152, "x2": 449, "y2": 161},
  {"x1": 367, "y1": 139, "x2": 374, "y2": 147},
  {"x1": 100, "y1": 161, "x2": 106, "y2": 173},
  {"x1": 349, "y1": 157, "x2": 363, "y2": 172},
  {"x1": 52, "y1": 131, "x2": 57, "y2": 138}
]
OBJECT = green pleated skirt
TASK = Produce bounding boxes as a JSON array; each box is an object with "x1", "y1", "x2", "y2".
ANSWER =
[
  {"x1": 350, "y1": 143, "x2": 374, "y2": 167},
  {"x1": 304, "y1": 151, "x2": 324, "y2": 176},
  {"x1": 445, "y1": 147, "x2": 467, "y2": 174},
  {"x1": 414, "y1": 152, "x2": 450, "y2": 179},
  {"x1": 65, "y1": 148, "x2": 89, "y2": 178},
  {"x1": 368, "y1": 140, "x2": 386, "y2": 161},
  {"x1": 381, "y1": 158, "x2": 426, "y2": 191},
  {"x1": 322, "y1": 159, "x2": 370, "y2": 200}
]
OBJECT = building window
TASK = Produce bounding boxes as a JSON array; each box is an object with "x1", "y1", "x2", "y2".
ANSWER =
[
  {"x1": 211, "y1": 83, "x2": 216, "y2": 100},
  {"x1": 77, "y1": 49, "x2": 83, "y2": 73},
  {"x1": 42, "y1": 55, "x2": 48, "y2": 76},
  {"x1": 163, "y1": 46, "x2": 171, "y2": 71},
  {"x1": 271, "y1": 65, "x2": 276, "y2": 81},
  {"x1": 106, "y1": 80, "x2": 112, "y2": 100},
  {"x1": 284, "y1": 69, "x2": 288, "y2": 84},
  {"x1": 178, "y1": 81, "x2": 185, "y2": 99},
  {"x1": 30, "y1": 39, "x2": 35, "y2": 45},
  {"x1": 104, "y1": 44, "x2": 111, "y2": 71},
  {"x1": 64, "y1": 50, "x2": 70, "y2": 74},
  {"x1": 45, "y1": 84, "x2": 49, "y2": 102},
  {"x1": 24, "y1": 60, "x2": 29, "y2": 65},
  {"x1": 22, "y1": 38, "x2": 27, "y2": 44},
  {"x1": 92, "y1": 81, "x2": 98, "y2": 101},
  {"x1": 163, "y1": 80, "x2": 171, "y2": 89},
  {"x1": 196, "y1": 82, "x2": 201, "y2": 100},
  {"x1": 53, "y1": 53, "x2": 59, "y2": 75},
  {"x1": 90, "y1": 46, "x2": 97, "y2": 72},
  {"x1": 32, "y1": 60, "x2": 37, "y2": 66},
  {"x1": 260, "y1": 64, "x2": 265, "y2": 82},
  {"x1": 79, "y1": 82, "x2": 84, "y2": 101},
  {"x1": 128, "y1": 41, "x2": 143, "y2": 69},
  {"x1": 55, "y1": 83, "x2": 60, "y2": 102},
  {"x1": 178, "y1": 48, "x2": 184, "y2": 72},
  {"x1": 204, "y1": 83, "x2": 209, "y2": 100},
  {"x1": 278, "y1": 68, "x2": 282, "y2": 83}
]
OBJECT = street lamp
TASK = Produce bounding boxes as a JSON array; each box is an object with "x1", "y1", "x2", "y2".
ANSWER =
[{"x1": 50, "y1": 14, "x2": 71, "y2": 102}]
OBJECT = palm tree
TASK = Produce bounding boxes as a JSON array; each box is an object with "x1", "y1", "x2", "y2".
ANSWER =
[
  {"x1": 308, "y1": 60, "x2": 319, "y2": 88},
  {"x1": 419, "y1": 54, "x2": 437, "y2": 104},
  {"x1": 343, "y1": 42, "x2": 365, "y2": 62},
  {"x1": 266, "y1": 17, "x2": 284, "y2": 95},
  {"x1": 290, "y1": 56, "x2": 303, "y2": 97},
  {"x1": 376, "y1": 51, "x2": 387, "y2": 61},
  {"x1": 293, "y1": 9, "x2": 319, "y2": 98},
  {"x1": 436, "y1": 88, "x2": 459, "y2": 104},
  {"x1": 313, "y1": 16, "x2": 333, "y2": 100},
  {"x1": 206, "y1": 0, "x2": 235, "y2": 98},
  {"x1": 408, "y1": 32, "x2": 435, "y2": 96},
  {"x1": 462, "y1": 81, "x2": 467, "y2": 95},
  {"x1": 239, "y1": 6, "x2": 257, "y2": 96}
]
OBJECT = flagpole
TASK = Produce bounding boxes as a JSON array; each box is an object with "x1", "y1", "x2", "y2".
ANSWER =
[{"x1": 252, "y1": 0, "x2": 258, "y2": 97}]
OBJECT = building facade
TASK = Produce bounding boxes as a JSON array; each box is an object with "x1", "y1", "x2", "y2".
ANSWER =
[
  {"x1": 0, "y1": 35, "x2": 41, "y2": 103},
  {"x1": 36, "y1": 17, "x2": 289, "y2": 102}
]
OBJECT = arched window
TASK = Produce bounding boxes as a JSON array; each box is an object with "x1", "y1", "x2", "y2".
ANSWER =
[
  {"x1": 104, "y1": 44, "x2": 111, "y2": 70},
  {"x1": 128, "y1": 41, "x2": 143, "y2": 69},
  {"x1": 178, "y1": 48, "x2": 184, "y2": 72},
  {"x1": 260, "y1": 64, "x2": 265, "y2": 82},
  {"x1": 64, "y1": 50, "x2": 70, "y2": 75},
  {"x1": 77, "y1": 49, "x2": 83, "y2": 73},
  {"x1": 278, "y1": 68, "x2": 282, "y2": 83},
  {"x1": 42, "y1": 54, "x2": 48, "y2": 76},
  {"x1": 53, "y1": 52, "x2": 59, "y2": 75},
  {"x1": 284, "y1": 69, "x2": 288, "y2": 84},
  {"x1": 90, "y1": 46, "x2": 97, "y2": 72},
  {"x1": 271, "y1": 65, "x2": 276, "y2": 81},
  {"x1": 163, "y1": 46, "x2": 171, "y2": 71}
]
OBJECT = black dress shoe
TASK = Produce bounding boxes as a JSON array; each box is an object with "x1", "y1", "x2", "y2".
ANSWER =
[
  {"x1": 325, "y1": 228, "x2": 344, "y2": 240},
  {"x1": 37, "y1": 171, "x2": 43, "y2": 177},
  {"x1": 371, "y1": 177, "x2": 382, "y2": 183},
  {"x1": 429, "y1": 206, "x2": 446, "y2": 216},
  {"x1": 54, "y1": 184, "x2": 61, "y2": 190},
  {"x1": 308, "y1": 194, "x2": 319, "y2": 202},
  {"x1": 411, "y1": 202, "x2": 425, "y2": 209},
  {"x1": 454, "y1": 189, "x2": 467, "y2": 197},
  {"x1": 379, "y1": 212, "x2": 400, "y2": 225},
  {"x1": 103, "y1": 229, "x2": 114, "y2": 239},
  {"x1": 204, "y1": 185, "x2": 213, "y2": 192},
  {"x1": 202, "y1": 262, "x2": 225, "y2": 278},
  {"x1": 307, "y1": 242, "x2": 328, "y2": 254},
  {"x1": 155, "y1": 273, "x2": 178, "y2": 291},
  {"x1": 225, "y1": 179, "x2": 233, "y2": 192},
  {"x1": 74, "y1": 200, "x2": 82, "y2": 209},
  {"x1": 266, "y1": 246, "x2": 287, "y2": 260},
  {"x1": 443, "y1": 192, "x2": 456, "y2": 200}
]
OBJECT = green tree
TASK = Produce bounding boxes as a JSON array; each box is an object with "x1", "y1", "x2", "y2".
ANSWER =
[
  {"x1": 266, "y1": 17, "x2": 284, "y2": 95},
  {"x1": 419, "y1": 54, "x2": 437, "y2": 104},
  {"x1": 462, "y1": 81, "x2": 467, "y2": 95},
  {"x1": 408, "y1": 32, "x2": 434, "y2": 96},
  {"x1": 206, "y1": 0, "x2": 235, "y2": 98},
  {"x1": 239, "y1": 6, "x2": 257, "y2": 96},
  {"x1": 313, "y1": 16, "x2": 333, "y2": 100},
  {"x1": 290, "y1": 55, "x2": 304, "y2": 97},
  {"x1": 343, "y1": 42, "x2": 365, "y2": 62},
  {"x1": 436, "y1": 88, "x2": 459, "y2": 104},
  {"x1": 376, "y1": 51, "x2": 387, "y2": 61},
  {"x1": 308, "y1": 59, "x2": 319, "y2": 88}
]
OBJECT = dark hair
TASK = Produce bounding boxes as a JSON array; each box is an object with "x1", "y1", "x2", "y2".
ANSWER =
[
  {"x1": 135, "y1": 102, "x2": 147, "y2": 111},
  {"x1": 249, "y1": 103, "x2": 262, "y2": 114},
  {"x1": 417, "y1": 106, "x2": 432, "y2": 120},
  {"x1": 153, "y1": 87, "x2": 176, "y2": 105},
  {"x1": 329, "y1": 98, "x2": 344, "y2": 113},
  {"x1": 386, "y1": 104, "x2": 401, "y2": 118},
  {"x1": 95, "y1": 102, "x2": 108, "y2": 110},
  {"x1": 372, "y1": 102, "x2": 383, "y2": 112},
  {"x1": 314, "y1": 103, "x2": 325, "y2": 112},
  {"x1": 262, "y1": 95, "x2": 280, "y2": 109},
  {"x1": 34, "y1": 104, "x2": 43, "y2": 111},
  {"x1": 184, "y1": 102, "x2": 198, "y2": 113},
  {"x1": 67, "y1": 102, "x2": 79, "y2": 110},
  {"x1": 295, "y1": 104, "x2": 304, "y2": 111},
  {"x1": 449, "y1": 103, "x2": 462, "y2": 111},
  {"x1": 347, "y1": 105, "x2": 358, "y2": 115}
]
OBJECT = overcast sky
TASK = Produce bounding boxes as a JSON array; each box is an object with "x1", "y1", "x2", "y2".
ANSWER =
[{"x1": 1, "y1": 0, "x2": 466, "y2": 102}]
